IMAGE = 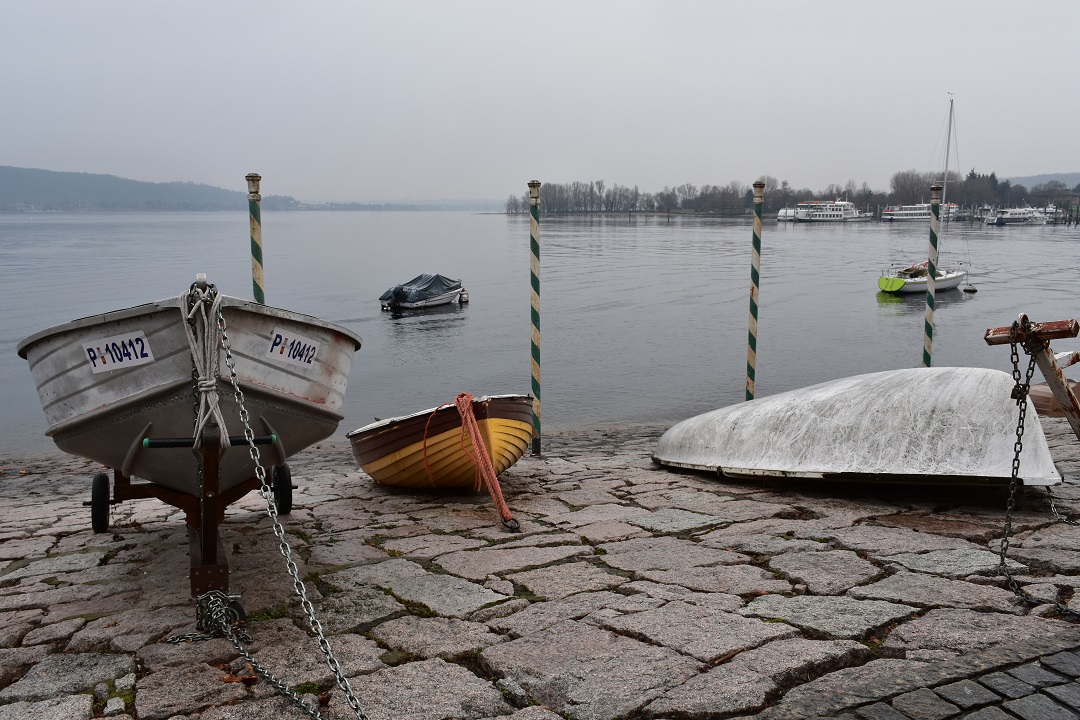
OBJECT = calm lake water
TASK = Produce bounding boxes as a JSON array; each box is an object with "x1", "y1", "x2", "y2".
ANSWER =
[{"x1": 2, "y1": 211, "x2": 1079, "y2": 457}]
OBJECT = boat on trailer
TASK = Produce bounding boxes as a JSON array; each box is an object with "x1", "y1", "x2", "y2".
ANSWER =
[
  {"x1": 653, "y1": 367, "x2": 1061, "y2": 486},
  {"x1": 348, "y1": 394, "x2": 533, "y2": 490},
  {"x1": 18, "y1": 277, "x2": 363, "y2": 596}
]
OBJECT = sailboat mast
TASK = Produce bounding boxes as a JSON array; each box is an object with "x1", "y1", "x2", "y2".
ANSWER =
[{"x1": 941, "y1": 96, "x2": 954, "y2": 212}]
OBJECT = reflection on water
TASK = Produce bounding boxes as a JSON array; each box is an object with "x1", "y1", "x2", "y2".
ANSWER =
[
  {"x1": 874, "y1": 288, "x2": 975, "y2": 315},
  {"x1": 385, "y1": 304, "x2": 470, "y2": 363},
  {"x1": 2, "y1": 211, "x2": 1079, "y2": 455}
]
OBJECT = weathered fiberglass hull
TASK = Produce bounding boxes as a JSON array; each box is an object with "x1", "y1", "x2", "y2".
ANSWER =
[
  {"x1": 654, "y1": 367, "x2": 1061, "y2": 486},
  {"x1": 18, "y1": 293, "x2": 363, "y2": 497}
]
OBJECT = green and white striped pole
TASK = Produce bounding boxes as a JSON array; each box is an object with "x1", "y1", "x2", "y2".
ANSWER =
[
  {"x1": 528, "y1": 180, "x2": 542, "y2": 455},
  {"x1": 922, "y1": 184, "x2": 943, "y2": 368},
  {"x1": 746, "y1": 181, "x2": 765, "y2": 400},
  {"x1": 246, "y1": 173, "x2": 265, "y2": 304}
]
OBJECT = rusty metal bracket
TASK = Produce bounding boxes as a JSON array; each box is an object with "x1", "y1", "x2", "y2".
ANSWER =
[{"x1": 985, "y1": 314, "x2": 1080, "y2": 441}]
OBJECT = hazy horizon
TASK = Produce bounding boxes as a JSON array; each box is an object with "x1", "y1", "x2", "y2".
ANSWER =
[{"x1": 4, "y1": 1, "x2": 1078, "y2": 204}]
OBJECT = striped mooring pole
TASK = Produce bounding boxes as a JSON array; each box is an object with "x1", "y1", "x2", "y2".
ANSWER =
[
  {"x1": 528, "y1": 180, "x2": 542, "y2": 455},
  {"x1": 922, "y1": 184, "x2": 943, "y2": 368},
  {"x1": 746, "y1": 181, "x2": 766, "y2": 400},
  {"x1": 246, "y1": 173, "x2": 265, "y2": 304}
]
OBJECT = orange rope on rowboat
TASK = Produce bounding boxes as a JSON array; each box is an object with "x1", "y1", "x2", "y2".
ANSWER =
[
  {"x1": 455, "y1": 393, "x2": 520, "y2": 531},
  {"x1": 420, "y1": 393, "x2": 520, "y2": 531}
]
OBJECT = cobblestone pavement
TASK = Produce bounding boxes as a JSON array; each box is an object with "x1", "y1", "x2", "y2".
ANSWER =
[{"x1": 1, "y1": 417, "x2": 1080, "y2": 719}]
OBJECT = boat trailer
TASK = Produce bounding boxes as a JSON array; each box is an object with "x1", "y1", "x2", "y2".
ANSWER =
[
  {"x1": 985, "y1": 314, "x2": 1080, "y2": 442},
  {"x1": 89, "y1": 428, "x2": 291, "y2": 599}
]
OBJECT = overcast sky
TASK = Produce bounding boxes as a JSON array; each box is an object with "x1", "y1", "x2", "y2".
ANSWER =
[{"x1": 4, "y1": 1, "x2": 1077, "y2": 203}]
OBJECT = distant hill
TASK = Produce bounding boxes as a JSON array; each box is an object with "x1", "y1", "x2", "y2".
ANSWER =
[
  {"x1": 0, "y1": 166, "x2": 304, "y2": 212},
  {"x1": 0, "y1": 166, "x2": 502, "y2": 212},
  {"x1": 1005, "y1": 172, "x2": 1080, "y2": 190}
]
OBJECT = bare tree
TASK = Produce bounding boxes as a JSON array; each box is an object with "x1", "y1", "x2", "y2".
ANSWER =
[{"x1": 676, "y1": 183, "x2": 697, "y2": 209}]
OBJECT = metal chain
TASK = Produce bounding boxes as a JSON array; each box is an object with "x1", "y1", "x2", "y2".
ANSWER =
[
  {"x1": 999, "y1": 319, "x2": 1080, "y2": 618},
  {"x1": 1045, "y1": 487, "x2": 1080, "y2": 526},
  {"x1": 167, "y1": 591, "x2": 254, "y2": 644},
  {"x1": 213, "y1": 291, "x2": 369, "y2": 720}
]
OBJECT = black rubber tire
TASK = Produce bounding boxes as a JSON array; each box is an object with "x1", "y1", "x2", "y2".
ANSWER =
[
  {"x1": 226, "y1": 599, "x2": 247, "y2": 624},
  {"x1": 91, "y1": 473, "x2": 110, "y2": 533},
  {"x1": 272, "y1": 464, "x2": 293, "y2": 515}
]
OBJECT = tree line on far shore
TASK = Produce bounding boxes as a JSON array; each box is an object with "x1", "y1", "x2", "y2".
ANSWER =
[{"x1": 504, "y1": 171, "x2": 1080, "y2": 216}]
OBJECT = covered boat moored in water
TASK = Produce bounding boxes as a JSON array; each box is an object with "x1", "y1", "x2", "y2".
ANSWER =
[
  {"x1": 380, "y1": 273, "x2": 465, "y2": 311},
  {"x1": 653, "y1": 367, "x2": 1061, "y2": 486}
]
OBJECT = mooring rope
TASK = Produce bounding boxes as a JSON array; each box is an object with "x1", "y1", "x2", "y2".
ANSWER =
[
  {"x1": 455, "y1": 393, "x2": 519, "y2": 531},
  {"x1": 180, "y1": 284, "x2": 228, "y2": 449},
  {"x1": 420, "y1": 394, "x2": 519, "y2": 530}
]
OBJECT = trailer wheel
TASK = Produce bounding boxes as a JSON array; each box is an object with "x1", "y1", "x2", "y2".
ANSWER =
[
  {"x1": 226, "y1": 598, "x2": 247, "y2": 624},
  {"x1": 91, "y1": 473, "x2": 110, "y2": 533},
  {"x1": 272, "y1": 464, "x2": 293, "y2": 515}
]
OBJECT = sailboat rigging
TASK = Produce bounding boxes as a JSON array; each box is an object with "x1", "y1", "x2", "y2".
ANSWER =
[{"x1": 877, "y1": 96, "x2": 969, "y2": 294}]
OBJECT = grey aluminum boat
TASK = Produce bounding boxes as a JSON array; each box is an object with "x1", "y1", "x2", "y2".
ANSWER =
[
  {"x1": 18, "y1": 279, "x2": 363, "y2": 597},
  {"x1": 18, "y1": 285, "x2": 363, "y2": 498},
  {"x1": 654, "y1": 367, "x2": 1061, "y2": 486}
]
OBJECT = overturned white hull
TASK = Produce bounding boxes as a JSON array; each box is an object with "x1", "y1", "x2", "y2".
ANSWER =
[{"x1": 654, "y1": 367, "x2": 1061, "y2": 486}]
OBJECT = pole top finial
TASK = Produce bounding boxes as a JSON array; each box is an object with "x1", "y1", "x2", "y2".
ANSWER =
[
  {"x1": 753, "y1": 181, "x2": 765, "y2": 189},
  {"x1": 528, "y1": 181, "x2": 541, "y2": 199},
  {"x1": 246, "y1": 174, "x2": 262, "y2": 193}
]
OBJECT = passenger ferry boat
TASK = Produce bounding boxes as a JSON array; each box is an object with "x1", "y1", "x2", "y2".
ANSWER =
[
  {"x1": 880, "y1": 203, "x2": 959, "y2": 222},
  {"x1": 984, "y1": 207, "x2": 1048, "y2": 226},
  {"x1": 793, "y1": 199, "x2": 866, "y2": 222},
  {"x1": 880, "y1": 203, "x2": 931, "y2": 222}
]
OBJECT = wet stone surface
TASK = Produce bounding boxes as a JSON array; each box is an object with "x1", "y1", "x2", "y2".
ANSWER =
[{"x1": 0, "y1": 418, "x2": 1079, "y2": 719}]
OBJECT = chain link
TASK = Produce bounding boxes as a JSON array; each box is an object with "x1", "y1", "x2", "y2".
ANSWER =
[
  {"x1": 172, "y1": 283, "x2": 369, "y2": 720},
  {"x1": 999, "y1": 319, "x2": 1080, "y2": 618}
]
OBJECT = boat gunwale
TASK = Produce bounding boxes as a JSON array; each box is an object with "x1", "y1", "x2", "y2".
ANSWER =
[
  {"x1": 347, "y1": 394, "x2": 532, "y2": 438},
  {"x1": 17, "y1": 293, "x2": 362, "y2": 358}
]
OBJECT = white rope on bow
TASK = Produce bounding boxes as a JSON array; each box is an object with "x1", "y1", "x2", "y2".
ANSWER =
[{"x1": 181, "y1": 284, "x2": 229, "y2": 449}]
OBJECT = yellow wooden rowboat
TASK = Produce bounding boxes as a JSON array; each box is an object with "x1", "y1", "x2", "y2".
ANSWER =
[{"x1": 347, "y1": 394, "x2": 534, "y2": 490}]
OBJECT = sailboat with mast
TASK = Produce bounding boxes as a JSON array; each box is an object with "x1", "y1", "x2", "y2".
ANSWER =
[{"x1": 877, "y1": 97, "x2": 969, "y2": 294}]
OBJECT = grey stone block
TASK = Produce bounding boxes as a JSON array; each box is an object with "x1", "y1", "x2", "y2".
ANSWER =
[
  {"x1": 890, "y1": 688, "x2": 959, "y2": 720},
  {"x1": 1002, "y1": 693, "x2": 1080, "y2": 720},
  {"x1": 853, "y1": 703, "x2": 909, "y2": 720},
  {"x1": 1046, "y1": 682, "x2": 1080, "y2": 711},
  {"x1": 1007, "y1": 661, "x2": 1069, "y2": 688},
  {"x1": 933, "y1": 679, "x2": 1001, "y2": 709},
  {"x1": 978, "y1": 670, "x2": 1037, "y2": 699},
  {"x1": 1044, "y1": 652, "x2": 1080, "y2": 678}
]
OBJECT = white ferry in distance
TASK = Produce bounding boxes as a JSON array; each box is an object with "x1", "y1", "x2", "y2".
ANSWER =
[
  {"x1": 793, "y1": 199, "x2": 867, "y2": 222},
  {"x1": 984, "y1": 206, "x2": 1048, "y2": 226},
  {"x1": 880, "y1": 203, "x2": 958, "y2": 222},
  {"x1": 881, "y1": 203, "x2": 931, "y2": 222}
]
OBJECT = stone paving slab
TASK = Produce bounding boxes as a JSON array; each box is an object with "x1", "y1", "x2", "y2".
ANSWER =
[{"x1": 0, "y1": 418, "x2": 1079, "y2": 719}]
